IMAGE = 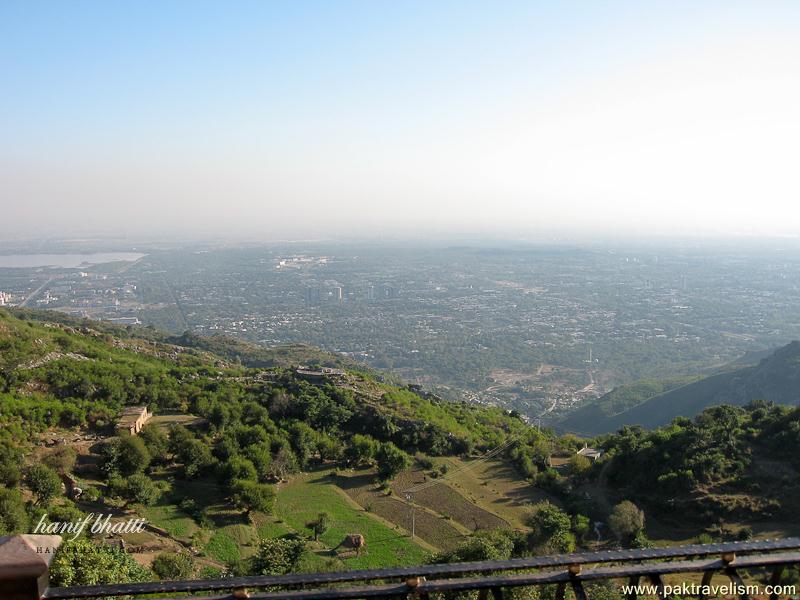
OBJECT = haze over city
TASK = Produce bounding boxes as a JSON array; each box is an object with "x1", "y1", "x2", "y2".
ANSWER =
[{"x1": 1, "y1": 1, "x2": 799, "y2": 240}]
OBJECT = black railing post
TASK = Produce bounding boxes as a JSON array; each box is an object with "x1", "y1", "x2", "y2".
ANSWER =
[
  {"x1": 0, "y1": 535, "x2": 62, "y2": 600},
  {"x1": 769, "y1": 565, "x2": 785, "y2": 600},
  {"x1": 626, "y1": 575, "x2": 640, "y2": 600},
  {"x1": 646, "y1": 574, "x2": 667, "y2": 600},
  {"x1": 699, "y1": 570, "x2": 714, "y2": 600}
]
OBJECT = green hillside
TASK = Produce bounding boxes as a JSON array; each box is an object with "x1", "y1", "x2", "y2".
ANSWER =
[
  {"x1": 599, "y1": 402, "x2": 800, "y2": 527},
  {"x1": 0, "y1": 307, "x2": 554, "y2": 580},
  {"x1": 557, "y1": 376, "x2": 697, "y2": 435},
  {"x1": 2, "y1": 307, "x2": 799, "y2": 588},
  {"x1": 559, "y1": 342, "x2": 800, "y2": 434},
  {"x1": 9, "y1": 307, "x2": 370, "y2": 373}
]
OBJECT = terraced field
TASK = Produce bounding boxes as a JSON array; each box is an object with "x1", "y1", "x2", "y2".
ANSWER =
[
  {"x1": 336, "y1": 470, "x2": 464, "y2": 552},
  {"x1": 335, "y1": 456, "x2": 558, "y2": 553},
  {"x1": 276, "y1": 470, "x2": 430, "y2": 568},
  {"x1": 409, "y1": 457, "x2": 559, "y2": 529},
  {"x1": 391, "y1": 466, "x2": 509, "y2": 531},
  {"x1": 126, "y1": 456, "x2": 552, "y2": 572}
]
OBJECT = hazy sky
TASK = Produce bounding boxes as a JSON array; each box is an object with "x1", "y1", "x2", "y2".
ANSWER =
[{"x1": 2, "y1": 1, "x2": 799, "y2": 240}]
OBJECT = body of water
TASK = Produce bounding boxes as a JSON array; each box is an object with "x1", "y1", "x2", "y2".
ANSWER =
[{"x1": 0, "y1": 253, "x2": 146, "y2": 268}]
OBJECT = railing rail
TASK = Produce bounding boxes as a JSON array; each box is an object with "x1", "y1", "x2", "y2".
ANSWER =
[
  {"x1": 41, "y1": 537, "x2": 800, "y2": 598},
  {"x1": 2, "y1": 535, "x2": 799, "y2": 600}
]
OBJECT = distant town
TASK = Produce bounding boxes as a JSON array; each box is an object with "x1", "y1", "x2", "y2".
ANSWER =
[{"x1": 2, "y1": 242, "x2": 800, "y2": 422}]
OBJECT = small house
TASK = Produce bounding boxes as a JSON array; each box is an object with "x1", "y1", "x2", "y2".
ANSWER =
[
  {"x1": 116, "y1": 406, "x2": 152, "y2": 435},
  {"x1": 576, "y1": 445, "x2": 603, "y2": 462}
]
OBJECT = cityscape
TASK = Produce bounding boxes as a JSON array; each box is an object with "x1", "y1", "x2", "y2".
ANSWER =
[{"x1": 3, "y1": 241, "x2": 800, "y2": 422}]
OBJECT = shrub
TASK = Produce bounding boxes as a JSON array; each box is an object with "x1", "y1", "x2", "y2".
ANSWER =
[
  {"x1": 152, "y1": 552, "x2": 195, "y2": 580},
  {"x1": 27, "y1": 464, "x2": 62, "y2": 505},
  {"x1": 0, "y1": 488, "x2": 28, "y2": 535},
  {"x1": 43, "y1": 446, "x2": 78, "y2": 475},
  {"x1": 525, "y1": 502, "x2": 575, "y2": 553},
  {"x1": 50, "y1": 539, "x2": 151, "y2": 586},
  {"x1": 231, "y1": 480, "x2": 276, "y2": 514},
  {"x1": 376, "y1": 442, "x2": 411, "y2": 480},
  {"x1": 608, "y1": 501, "x2": 645, "y2": 545},
  {"x1": 253, "y1": 537, "x2": 307, "y2": 575}
]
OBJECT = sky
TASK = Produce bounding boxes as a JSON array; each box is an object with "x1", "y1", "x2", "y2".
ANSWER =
[{"x1": 1, "y1": 1, "x2": 799, "y2": 241}]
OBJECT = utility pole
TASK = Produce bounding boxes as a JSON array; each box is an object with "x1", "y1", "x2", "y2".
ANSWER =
[{"x1": 405, "y1": 493, "x2": 415, "y2": 539}]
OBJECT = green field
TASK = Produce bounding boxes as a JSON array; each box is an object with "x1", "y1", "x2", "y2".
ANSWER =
[
  {"x1": 139, "y1": 503, "x2": 199, "y2": 542},
  {"x1": 276, "y1": 470, "x2": 430, "y2": 568}
]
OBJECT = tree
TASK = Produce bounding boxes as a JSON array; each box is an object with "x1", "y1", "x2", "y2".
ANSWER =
[
  {"x1": 50, "y1": 538, "x2": 151, "y2": 586},
  {"x1": 0, "y1": 488, "x2": 28, "y2": 535},
  {"x1": 168, "y1": 425, "x2": 195, "y2": 455},
  {"x1": 572, "y1": 514, "x2": 591, "y2": 542},
  {"x1": 375, "y1": 442, "x2": 411, "y2": 480},
  {"x1": 525, "y1": 502, "x2": 575, "y2": 553},
  {"x1": 180, "y1": 438, "x2": 215, "y2": 479},
  {"x1": 124, "y1": 474, "x2": 162, "y2": 506},
  {"x1": 43, "y1": 446, "x2": 78, "y2": 475},
  {"x1": 117, "y1": 436, "x2": 152, "y2": 476},
  {"x1": 269, "y1": 446, "x2": 299, "y2": 481},
  {"x1": 432, "y1": 530, "x2": 524, "y2": 563},
  {"x1": 568, "y1": 454, "x2": 592, "y2": 479},
  {"x1": 317, "y1": 435, "x2": 344, "y2": 461},
  {"x1": 27, "y1": 464, "x2": 62, "y2": 505},
  {"x1": 223, "y1": 455, "x2": 258, "y2": 485},
  {"x1": 346, "y1": 434, "x2": 379, "y2": 466},
  {"x1": 139, "y1": 424, "x2": 169, "y2": 462},
  {"x1": 253, "y1": 537, "x2": 307, "y2": 575},
  {"x1": 243, "y1": 442, "x2": 272, "y2": 481},
  {"x1": 306, "y1": 512, "x2": 330, "y2": 541},
  {"x1": 289, "y1": 422, "x2": 318, "y2": 468},
  {"x1": 608, "y1": 501, "x2": 645, "y2": 545},
  {"x1": 152, "y1": 552, "x2": 195, "y2": 580},
  {"x1": 208, "y1": 402, "x2": 231, "y2": 430},
  {"x1": 231, "y1": 479, "x2": 276, "y2": 514},
  {"x1": 47, "y1": 502, "x2": 86, "y2": 533},
  {"x1": 0, "y1": 442, "x2": 23, "y2": 487}
]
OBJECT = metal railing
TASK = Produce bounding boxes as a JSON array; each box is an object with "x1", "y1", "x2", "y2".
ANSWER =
[
  {"x1": 43, "y1": 538, "x2": 800, "y2": 600},
  {"x1": 2, "y1": 535, "x2": 799, "y2": 600}
]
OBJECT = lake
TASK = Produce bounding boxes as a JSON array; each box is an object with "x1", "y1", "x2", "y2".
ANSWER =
[{"x1": 0, "y1": 253, "x2": 146, "y2": 269}]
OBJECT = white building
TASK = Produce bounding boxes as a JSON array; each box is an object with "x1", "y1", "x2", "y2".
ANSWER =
[{"x1": 577, "y1": 445, "x2": 604, "y2": 461}]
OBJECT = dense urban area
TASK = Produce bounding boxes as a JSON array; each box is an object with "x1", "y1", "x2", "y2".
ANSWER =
[{"x1": 2, "y1": 241, "x2": 800, "y2": 423}]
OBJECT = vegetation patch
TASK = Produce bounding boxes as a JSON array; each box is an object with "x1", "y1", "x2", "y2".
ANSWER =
[
  {"x1": 139, "y1": 504, "x2": 199, "y2": 542},
  {"x1": 204, "y1": 530, "x2": 241, "y2": 564},
  {"x1": 276, "y1": 471, "x2": 429, "y2": 568}
]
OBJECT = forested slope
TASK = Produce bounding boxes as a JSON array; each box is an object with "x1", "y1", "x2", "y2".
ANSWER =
[{"x1": 559, "y1": 342, "x2": 800, "y2": 433}]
